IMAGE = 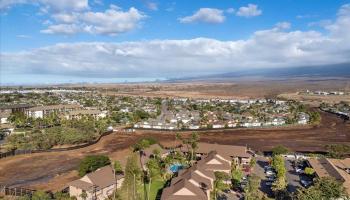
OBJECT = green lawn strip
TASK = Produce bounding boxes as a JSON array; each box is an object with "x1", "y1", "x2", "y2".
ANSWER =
[{"x1": 145, "y1": 179, "x2": 166, "y2": 200}]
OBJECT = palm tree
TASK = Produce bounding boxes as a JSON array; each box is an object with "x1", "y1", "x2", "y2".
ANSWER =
[
  {"x1": 174, "y1": 132, "x2": 182, "y2": 151},
  {"x1": 190, "y1": 132, "x2": 199, "y2": 161},
  {"x1": 133, "y1": 139, "x2": 150, "y2": 200}
]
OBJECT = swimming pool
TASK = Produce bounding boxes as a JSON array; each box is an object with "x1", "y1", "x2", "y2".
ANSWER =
[{"x1": 169, "y1": 163, "x2": 183, "y2": 173}]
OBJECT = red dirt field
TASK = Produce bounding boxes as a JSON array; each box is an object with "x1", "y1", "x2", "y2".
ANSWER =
[{"x1": 0, "y1": 111, "x2": 349, "y2": 191}]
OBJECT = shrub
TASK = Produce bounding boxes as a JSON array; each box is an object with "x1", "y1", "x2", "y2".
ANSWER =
[
  {"x1": 78, "y1": 155, "x2": 111, "y2": 177},
  {"x1": 304, "y1": 167, "x2": 315, "y2": 176},
  {"x1": 271, "y1": 145, "x2": 289, "y2": 156}
]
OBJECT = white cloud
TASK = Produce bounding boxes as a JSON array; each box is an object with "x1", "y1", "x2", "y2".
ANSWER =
[
  {"x1": 40, "y1": 24, "x2": 80, "y2": 34},
  {"x1": 51, "y1": 12, "x2": 78, "y2": 23},
  {"x1": 146, "y1": 2, "x2": 158, "y2": 11},
  {"x1": 2, "y1": 4, "x2": 350, "y2": 80},
  {"x1": 275, "y1": 22, "x2": 291, "y2": 30},
  {"x1": 41, "y1": 5, "x2": 146, "y2": 36},
  {"x1": 80, "y1": 7, "x2": 145, "y2": 35},
  {"x1": 236, "y1": 4, "x2": 262, "y2": 17},
  {"x1": 179, "y1": 8, "x2": 225, "y2": 24},
  {"x1": 0, "y1": 0, "x2": 89, "y2": 11}
]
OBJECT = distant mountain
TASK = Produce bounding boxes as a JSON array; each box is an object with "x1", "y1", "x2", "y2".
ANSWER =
[{"x1": 170, "y1": 63, "x2": 350, "y2": 82}]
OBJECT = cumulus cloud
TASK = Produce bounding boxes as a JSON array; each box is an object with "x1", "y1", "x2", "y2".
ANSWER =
[
  {"x1": 179, "y1": 8, "x2": 225, "y2": 24},
  {"x1": 236, "y1": 4, "x2": 262, "y2": 17},
  {"x1": 1, "y1": 1, "x2": 145, "y2": 36},
  {"x1": 41, "y1": 6, "x2": 146, "y2": 36},
  {"x1": 2, "y1": 4, "x2": 350, "y2": 80},
  {"x1": 0, "y1": 0, "x2": 88, "y2": 12}
]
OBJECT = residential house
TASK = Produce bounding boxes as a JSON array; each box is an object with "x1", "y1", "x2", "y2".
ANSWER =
[
  {"x1": 161, "y1": 151, "x2": 232, "y2": 200},
  {"x1": 0, "y1": 111, "x2": 11, "y2": 124},
  {"x1": 68, "y1": 165, "x2": 123, "y2": 200},
  {"x1": 161, "y1": 178, "x2": 208, "y2": 200},
  {"x1": 272, "y1": 117, "x2": 285, "y2": 126},
  {"x1": 212, "y1": 124, "x2": 224, "y2": 129},
  {"x1": 298, "y1": 112, "x2": 309, "y2": 125},
  {"x1": 181, "y1": 143, "x2": 252, "y2": 166},
  {"x1": 307, "y1": 158, "x2": 350, "y2": 194}
]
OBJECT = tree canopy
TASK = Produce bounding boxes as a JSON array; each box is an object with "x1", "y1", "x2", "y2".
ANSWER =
[
  {"x1": 297, "y1": 177, "x2": 347, "y2": 200},
  {"x1": 78, "y1": 155, "x2": 111, "y2": 177},
  {"x1": 271, "y1": 145, "x2": 289, "y2": 156},
  {"x1": 326, "y1": 144, "x2": 350, "y2": 159},
  {"x1": 244, "y1": 174, "x2": 269, "y2": 200}
]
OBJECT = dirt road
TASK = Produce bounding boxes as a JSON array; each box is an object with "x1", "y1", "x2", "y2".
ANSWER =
[{"x1": 0, "y1": 111, "x2": 348, "y2": 191}]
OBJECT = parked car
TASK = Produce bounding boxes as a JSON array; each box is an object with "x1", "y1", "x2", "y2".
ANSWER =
[
  {"x1": 300, "y1": 179, "x2": 313, "y2": 188},
  {"x1": 295, "y1": 167, "x2": 303, "y2": 173},
  {"x1": 267, "y1": 176, "x2": 276, "y2": 181},
  {"x1": 264, "y1": 166, "x2": 272, "y2": 172},
  {"x1": 266, "y1": 170, "x2": 276, "y2": 176},
  {"x1": 265, "y1": 181, "x2": 273, "y2": 186}
]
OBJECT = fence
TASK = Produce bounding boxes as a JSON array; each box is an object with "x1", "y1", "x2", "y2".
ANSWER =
[
  {"x1": 0, "y1": 130, "x2": 113, "y2": 160},
  {"x1": 0, "y1": 185, "x2": 54, "y2": 198},
  {"x1": 320, "y1": 108, "x2": 350, "y2": 120},
  {"x1": 0, "y1": 185, "x2": 36, "y2": 198}
]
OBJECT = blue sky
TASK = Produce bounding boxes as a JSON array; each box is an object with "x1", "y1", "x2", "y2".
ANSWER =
[{"x1": 1, "y1": 0, "x2": 350, "y2": 84}]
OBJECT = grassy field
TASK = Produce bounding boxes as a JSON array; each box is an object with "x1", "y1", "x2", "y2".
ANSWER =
[{"x1": 145, "y1": 179, "x2": 166, "y2": 200}]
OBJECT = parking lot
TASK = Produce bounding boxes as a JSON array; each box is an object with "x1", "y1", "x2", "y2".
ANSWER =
[
  {"x1": 252, "y1": 155, "x2": 313, "y2": 198},
  {"x1": 253, "y1": 156, "x2": 274, "y2": 197},
  {"x1": 284, "y1": 157, "x2": 302, "y2": 192}
]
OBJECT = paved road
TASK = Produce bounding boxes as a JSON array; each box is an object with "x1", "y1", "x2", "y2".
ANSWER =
[
  {"x1": 284, "y1": 158, "x2": 302, "y2": 193},
  {"x1": 158, "y1": 99, "x2": 169, "y2": 121}
]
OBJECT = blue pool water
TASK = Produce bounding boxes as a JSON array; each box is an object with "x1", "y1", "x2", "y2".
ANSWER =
[{"x1": 169, "y1": 164, "x2": 183, "y2": 173}]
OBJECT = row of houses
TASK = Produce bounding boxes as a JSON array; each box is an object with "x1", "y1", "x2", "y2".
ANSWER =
[
  {"x1": 161, "y1": 143, "x2": 252, "y2": 200},
  {"x1": 176, "y1": 98, "x2": 283, "y2": 105},
  {"x1": 65, "y1": 143, "x2": 252, "y2": 200},
  {"x1": 305, "y1": 90, "x2": 347, "y2": 96},
  {"x1": 133, "y1": 113, "x2": 309, "y2": 130}
]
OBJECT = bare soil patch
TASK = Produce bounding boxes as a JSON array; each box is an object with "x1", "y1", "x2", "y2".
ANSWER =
[{"x1": 0, "y1": 111, "x2": 348, "y2": 191}]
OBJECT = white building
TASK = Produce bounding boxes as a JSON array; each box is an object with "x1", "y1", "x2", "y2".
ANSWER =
[
  {"x1": 65, "y1": 110, "x2": 107, "y2": 120},
  {"x1": 26, "y1": 104, "x2": 81, "y2": 119},
  {"x1": 0, "y1": 111, "x2": 10, "y2": 124}
]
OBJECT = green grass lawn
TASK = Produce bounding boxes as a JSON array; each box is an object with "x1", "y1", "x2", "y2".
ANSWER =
[{"x1": 145, "y1": 179, "x2": 166, "y2": 200}]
